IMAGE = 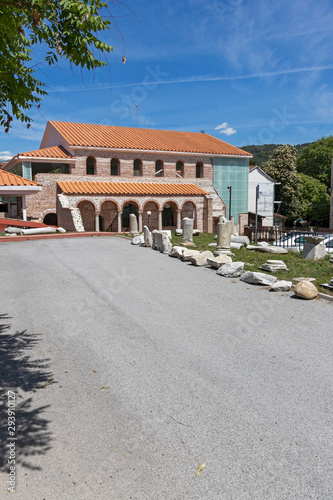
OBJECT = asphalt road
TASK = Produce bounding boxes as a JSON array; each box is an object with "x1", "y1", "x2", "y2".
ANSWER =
[{"x1": 1, "y1": 236, "x2": 333, "y2": 499}]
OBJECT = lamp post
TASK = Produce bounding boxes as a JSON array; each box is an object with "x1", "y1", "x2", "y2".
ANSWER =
[
  {"x1": 147, "y1": 210, "x2": 151, "y2": 231},
  {"x1": 227, "y1": 186, "x2": 232, "y2": 220}
]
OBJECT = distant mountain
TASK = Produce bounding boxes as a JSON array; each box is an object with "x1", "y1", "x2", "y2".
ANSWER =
[{"x1": 241, "y1": 142, "x2": 312, "y2": 166}]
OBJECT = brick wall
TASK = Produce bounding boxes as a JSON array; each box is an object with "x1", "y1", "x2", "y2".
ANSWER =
[
  {"x1": 26, "y1": 150, "x2": 216, "y2": 232},
  {"x1": 70, "y1": 149, "x2": 213, "y2": 181}
]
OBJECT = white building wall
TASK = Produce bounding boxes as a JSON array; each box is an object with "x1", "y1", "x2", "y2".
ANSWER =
[{"x1": 249, "y1": 168, "x2": 274, "y2": 227}]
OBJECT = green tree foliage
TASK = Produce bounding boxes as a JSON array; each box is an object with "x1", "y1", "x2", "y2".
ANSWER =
[
  {"x1": 242, "y1": 142, "x2": 310, "y2": 166},
  {"x1": 298, "y1": 173, "x2": 330, "y2": 227},
  {"x1": 261, "y1": 145, "x2": 306, "y2": 225},
  {"x1": 0, "y1": 0, "x2": 114, "y2": 131},
  {"x1": 297, "y1": 136, "x2": 333, "y2": 188}
]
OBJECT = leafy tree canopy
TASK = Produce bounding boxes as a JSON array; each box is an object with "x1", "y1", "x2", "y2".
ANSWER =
[
  {"x1": 261, "y1": 144, "x2": 306, "y2": 225},
  {"x1": 298, "y1": 173, "x2": 330, "y2": 227},
  {"x1": 0, "y1": 0, "x2": 114, "y2": 131},
  {"x1": 296, "y1": 136, "x2": 333, "y2": 188}
]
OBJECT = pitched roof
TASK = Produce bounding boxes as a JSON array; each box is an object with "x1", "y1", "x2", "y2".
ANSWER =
[
  {"x1": 0, "y1": 170, "x2": 40, "y2": 187},
  {"x1": 58, "y1": 180, "x2": 208, "y2": 196},
  {"x1": 49, "y1": 121, "x2": 252, "y2": 156},
  {"x1": 18, "y1": 145, "x2": 74, "y2": 159}
]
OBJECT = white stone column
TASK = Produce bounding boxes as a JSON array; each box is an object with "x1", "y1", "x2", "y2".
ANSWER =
[
  {"x1": 22, "y1": 195, "x2": 27, "y2": 221},
  {"x1": 117, "y1": 212, "x2": 122, "y2": 233},
  {"x1": 138, "y1": 212, "x2": 143, "y2": 233},
  {"x1": 176, "y1": 210, "x2": 181, "y2": 230},
  {"x1": 158, "y1": 210, "x2": 163, "y2": 231},
  {"x1": 95, "y1": 212, "x2": 100, "y2": 232}
]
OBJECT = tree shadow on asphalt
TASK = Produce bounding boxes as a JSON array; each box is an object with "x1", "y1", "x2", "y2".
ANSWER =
[{"x1": 0, "y1": 314, "x2": 54, "y2": 470}]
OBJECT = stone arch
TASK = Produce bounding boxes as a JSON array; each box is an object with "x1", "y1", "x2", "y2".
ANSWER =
[
  {"x1": 78, "y1": 200, "x2": 95, "y2": 232},
  {"x1": 43, "y1": 213, "x2": 58, "y2": 226},
  {"x1": 162, "y1": 200, "x2": 178, "y2": 228},
  {"x1": 181, "y1": 200, "x2": 197, "y2": 228},
  {"x1": 142, "y1": 200, "x2": 159, "y2": 231},
  {"x1": 75, "y1": 199, "x2": 97, "y2": 210},
  {"x1": 100, "y1": 200, "x2": 118, "y2": 232},
  {"x1": 122, "y1": 200, "x2": 139, "y2": 230}
]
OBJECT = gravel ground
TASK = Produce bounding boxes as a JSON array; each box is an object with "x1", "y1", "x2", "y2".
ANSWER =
[{"x1": 1, "y1": 236, "x2": 333, "y2": 500}]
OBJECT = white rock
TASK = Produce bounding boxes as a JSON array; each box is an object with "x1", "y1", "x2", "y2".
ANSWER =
[
  {"x1": 207, "y1": 255, "x2": 233, "y2": 269},
  {"x1": 57, "y1": 227, "x2": 66, "y2": 233},
  {"x1": 302, "y1": 241, "x2": 326, "y2": 261},
  {"x1": 270, "y1": 280, "x2": 292, "y2": 292},
  {"x1": 161, "y1": 234, "x2": 173, "y2": 254},
  {"x1": 5, "y1": 227, "x2": 22, "y2": 234},
  {"x1": 260, "y1": 260, "x2": 288, "y2": 271},
  {"x1": 182, "y1": 249, "x2": 200, "y2": 261},
  {"x1": 216, "y1": 261, "x2": 244, "y2": 277},
  {"x1": 257, "y1": 241, "x2": 270, "y2": 246},
  {"x1": 230, "y1": 242, "x2": 244, "y2": 250},
  {"x1": 208, "y1": 242, "x2": 217, "y2": 247},
  {"x1": 132, "y1": 234, "x2": 144, "y2": 245},
  {"x1": 240, "y1": 271, "x2": 277, "y2": 286},
  {"x1": 21, "y1": 227, "x2": 57, "y2": 235},
  {"x1": 143, "y1": 226, "x2": 152, "y2": 247},
  {"x1": 175, "y1": 229, "x2": 182, "y2": 236},
  {"x1": 152, "y1": 229, "x2": 172, "y2": 239},
  {"x1": 189, "y1": 251, "x2": 214, "y2": 266},
  {"x1": 169, "y1": 246, "x2": 184, "y2": 258},
  {"x1": 231, "y1": 236, "x2": 250, "y2": 246},
  {"x1": 247, "y1": 245, "x2": 288, "y2": 254},
  {"x1": 294, "y1": 280, "x2": 318, "y2": 300}
]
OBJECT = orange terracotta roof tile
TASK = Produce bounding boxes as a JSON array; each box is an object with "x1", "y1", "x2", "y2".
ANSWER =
[
  {"x1": 49, "y1": 121, "x2": 252, "y2": 157},
  {"x1": 0, "y1": 170, "x2": 40, "y2": 187},
  {"x1": 19, "y1": 145, "x2": 74, "y2": 159},
  {"x1": 58, "y1": 180, "x2": 208, "y2": 196}
]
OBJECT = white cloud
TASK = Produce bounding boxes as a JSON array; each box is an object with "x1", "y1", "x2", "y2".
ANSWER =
[
  {"x1": 215, "y1": 122, "x2": 237, "y2": 136},
  {"x1": 0, "y1": 151, "x2": 13, "y2": 162}
]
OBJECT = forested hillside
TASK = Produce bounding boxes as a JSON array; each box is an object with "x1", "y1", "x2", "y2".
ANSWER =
[{"x1": 242, "y1": 142, "x2": 311, "y2": 166}]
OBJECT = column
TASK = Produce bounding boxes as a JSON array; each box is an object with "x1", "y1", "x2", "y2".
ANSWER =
[
  {"x1": 138, "y1": 212, "x2": 143, "y2": 233},
  {"x1": 22, "y1": 195, "x2": 27, "y2": 221},
  {"x1": 158, "y1": 210, "x2": 163, "y2": 231},
  {"x1": 95, "y1": 212, "x2": 100, "y2": 232},
  {"x1": 117, "y1": 212, "x2": 122, "y2": 233},
  {"x1": 176, "y1": 210, "x2": 181, "y2": 230}
]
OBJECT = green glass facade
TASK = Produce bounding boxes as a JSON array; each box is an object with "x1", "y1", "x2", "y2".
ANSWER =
[{"x1": 213, "y1": 157, "x2": 249, "y2": 219}]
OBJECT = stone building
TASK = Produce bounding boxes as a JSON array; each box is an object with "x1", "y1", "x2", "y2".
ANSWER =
[{"x1": 3, "y1": 121, "x2": 252, "y2": 232}]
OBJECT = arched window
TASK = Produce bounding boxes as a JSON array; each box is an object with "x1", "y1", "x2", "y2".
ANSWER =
[
  {"x1": 86, "y1": 157, "x2": 95, "y2": 175},
  {"x1": 196, "y1": 162, "x2": 203, "y2": 178},
  {"x1": 155, "y1": 160, "x2": 163, "y2": 177},
  {"x1": 111, "y1": 158, "x2": 119, "y2": 176},
  {"x1": 176, "y1": 161, "x2": 184, "y2": 178},
  {"x1": 133, "y1": 159, "x2": 142, "y2": 176}
]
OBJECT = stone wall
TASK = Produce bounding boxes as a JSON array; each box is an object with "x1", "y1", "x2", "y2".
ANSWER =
[{"x1": 71, "y1": 149, "x2": 213, "y2": 181}]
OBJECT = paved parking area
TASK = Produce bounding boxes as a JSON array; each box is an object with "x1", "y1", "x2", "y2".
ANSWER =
[{"x1": 1, "y1": 236, "x2": 333, "y2": 499}]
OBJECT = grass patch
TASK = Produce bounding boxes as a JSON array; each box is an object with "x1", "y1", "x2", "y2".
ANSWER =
[{"x1": 170, "y1": 232, "x2": 333, "y2": 295}]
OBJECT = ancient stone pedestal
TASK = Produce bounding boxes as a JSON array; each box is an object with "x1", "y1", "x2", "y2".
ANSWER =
[
  {"x1": 214, "y1": 220, "x2": 233, "y2": 256},
  {"x1": 143, "y1": 225, "x2": 152, "y2": 247},
  {"x1": 129, "y1": 213, "x2": 139, "y2": 235},
  {"x1": 302, "y1": 236, "x2": 325, "y2": 261},
  {"x1": 181, "y1": 218, "x2": 194, "y2": 247}
]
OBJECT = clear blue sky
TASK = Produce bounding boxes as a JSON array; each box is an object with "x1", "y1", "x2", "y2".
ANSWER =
[{"x1": 1, "y1": 0, "x2": 333, "y2": 161}]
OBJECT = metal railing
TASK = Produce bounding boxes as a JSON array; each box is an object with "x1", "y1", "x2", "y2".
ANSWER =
[{"x1": 244, "y1": 226, "x2": 333, "y2": 249}]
